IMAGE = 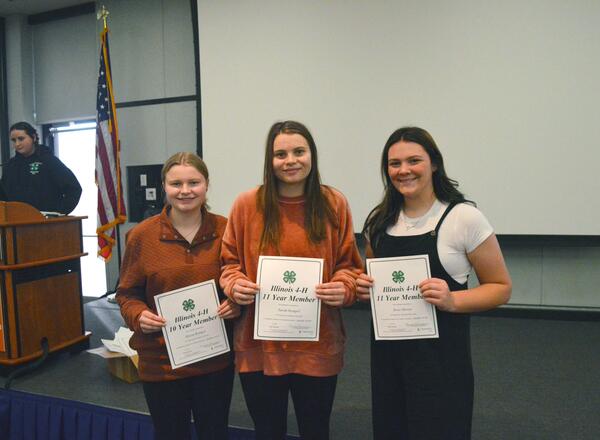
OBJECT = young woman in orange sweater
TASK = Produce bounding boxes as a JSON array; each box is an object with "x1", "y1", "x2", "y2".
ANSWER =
[
  {"x1": 117, "y1": 152, "x2": 240, "y2": 440},
  {"x1": 220, "y1": 121, "x2": 363, "y2": 439}
]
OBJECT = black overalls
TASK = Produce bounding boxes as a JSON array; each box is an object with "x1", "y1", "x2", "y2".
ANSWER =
[{"x1": 371, "y1": 203, "x2": 473, "y2": 440}]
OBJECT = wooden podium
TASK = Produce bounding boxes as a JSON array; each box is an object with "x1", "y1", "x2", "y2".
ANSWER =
[{"x1": 0, "y1": 201, "x2": 90, "y2": 366}]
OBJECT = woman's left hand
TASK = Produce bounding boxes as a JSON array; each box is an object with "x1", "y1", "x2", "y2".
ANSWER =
[
  {"x1": 217, "y1": 298, "x2": 241, "y2": 319},
  {"x1": 315, "y1": 281, "x2": 347, "y2": 307},
  {"x1": 419, "y1": 278, "x2": 456, "y2": 312}
]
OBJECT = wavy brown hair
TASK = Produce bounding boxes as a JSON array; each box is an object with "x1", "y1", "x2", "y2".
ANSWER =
[
  {"x1": 363, "y1": 127, "x2": 471, "y2": 248},
  {"x1": 257, "y1": 121, "x2": 338, "y2": 251}
]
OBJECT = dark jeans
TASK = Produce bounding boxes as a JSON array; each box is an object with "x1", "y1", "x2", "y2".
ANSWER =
[
  {"x1": 239, "y1": 371, "x2": 338, "y2": 440},
  {"x1": 142, "y1": 365, "x2": 234, "y2": 440}
]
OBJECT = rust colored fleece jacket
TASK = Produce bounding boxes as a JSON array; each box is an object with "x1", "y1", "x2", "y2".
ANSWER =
[
  {"x1": 220, "y1": 186, "x2": 363, "y2": 376},
  {"x1": 117, "y1": 207, "x2": 232, "y2": 381}
]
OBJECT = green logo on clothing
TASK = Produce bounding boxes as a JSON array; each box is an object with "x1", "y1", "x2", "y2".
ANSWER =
[
  {"x1": 392, "y1": 270, "x2": 405, "y2": 283},
  {"x1": 29, "y1": 162, "x2": 42, "y2": 175},
  {"x1": 182, "y1": 299, "x2": 195, "y2": 312},
  {"x1": 283, "y1": 270, "x2": 296, "y2": 284}
]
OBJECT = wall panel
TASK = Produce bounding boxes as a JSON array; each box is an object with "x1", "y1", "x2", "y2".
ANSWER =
[
  {"x1": 104, "y1": 0, "x2": 165, "y2": 102},
  {"x1": 504, "y1": 248, "x2": 543, "y2": 306},
  {"x1": 33, "y1": 13, "x2": 96, "y2": 123},
  {"x1": 543, "y1": 247, "x2": 600, "y2": 308},
  {"x1": 163, "y1": 0, "x2": 195, "y2": 97}
]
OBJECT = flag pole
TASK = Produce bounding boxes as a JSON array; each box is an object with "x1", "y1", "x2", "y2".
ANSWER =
[
  {"x1": 98, "y1": 5, "x2": 120, "y2": 268},
  {"x1": 96, "y1": 5, "x2": 126, "y2": 297},
  {"x1": 96, "y1": 4, "x2": 126, "y2": 275}
]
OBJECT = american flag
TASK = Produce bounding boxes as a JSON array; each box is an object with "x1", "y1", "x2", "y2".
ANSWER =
[{"x1": 96, "y1": 28, "x2": 126, "y2": 261}]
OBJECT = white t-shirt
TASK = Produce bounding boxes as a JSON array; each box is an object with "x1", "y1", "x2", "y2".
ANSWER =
[{"x1": 386, "y1": 200, "x2": 493, "y2": 284}]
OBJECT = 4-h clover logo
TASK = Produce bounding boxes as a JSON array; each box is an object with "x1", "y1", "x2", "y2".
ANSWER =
[
  {"x1": 392, "y1": 270, "x2": 405, "y2": 283},
  {"x1": 29, "y1": 162, "x2": 42, "y2": 175},
  {"x1": 182, "y1": 299, "x2": 195, "y2": 312},
  {"x1": 283, "y1": 270, "x2": 296, "y2": 284}
]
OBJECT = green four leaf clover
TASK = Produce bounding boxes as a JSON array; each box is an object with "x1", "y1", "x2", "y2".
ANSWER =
[
  {"x1": 182, "y1": 299, "x2": 195, "y2": 312},
  {"x1": 392, "y1": 270, "x2": 405, "y2": 283},
  {"x1": 283, "y1": 270, "x2": 296, "y2": 284}
]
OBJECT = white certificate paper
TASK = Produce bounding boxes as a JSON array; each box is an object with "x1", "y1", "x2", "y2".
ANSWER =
[
  {"x1": 367, "y1": 255, "x2": 439, "y2": 340},
  {"x1": 254, "y1": 256, "x2": 323, "y2": 341},
  {"x1": 154, "y1": 280, "x2": 230, "y2": 369}
]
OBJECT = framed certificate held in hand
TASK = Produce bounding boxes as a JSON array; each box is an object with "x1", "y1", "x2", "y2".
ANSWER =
[
  {"x1": 254, "y1": 255, "x2": 324, "y2": 341},
  {"x1": 367, "y1": 255, "x2": 439, "y2": 340},
  {"x1": 154, "y1": 280, "x2": 230, "y2": 369}
]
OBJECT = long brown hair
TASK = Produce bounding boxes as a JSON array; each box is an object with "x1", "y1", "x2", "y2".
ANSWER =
[
  {"x1": 363, "y1": 127, "x2": 470, "y2": 248},
  {"x1": 257, "y1": 121, "x2": 337, "y2": 251}
]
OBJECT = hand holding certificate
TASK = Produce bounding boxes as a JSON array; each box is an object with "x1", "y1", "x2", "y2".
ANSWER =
[
  {"x1": 254, "y1": 256, "x2": 324, "y2": 341},
  {"x1": 367, "y1": 255, "x2": 439, "y2": 340},
  {"x1": 154, "y1": 280, "x2": 230, "y2": 369}
]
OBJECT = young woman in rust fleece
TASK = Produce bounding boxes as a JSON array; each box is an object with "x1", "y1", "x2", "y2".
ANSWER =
[
  {"x1": 117, "y1": 152, "x2": 239, "y2": 440},
  {"x1": 220, "y1": 121, "x2": 362, "y2": 439}
]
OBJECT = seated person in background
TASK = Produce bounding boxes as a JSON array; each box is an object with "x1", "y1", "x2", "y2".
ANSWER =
[{"x1": 1, "y1": 121, "x2": 82, "y2": 214}]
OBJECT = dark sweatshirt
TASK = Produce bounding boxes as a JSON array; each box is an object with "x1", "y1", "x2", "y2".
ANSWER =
[{"x1": 1, "y1": 145, "x2": 82, "y2": 214}]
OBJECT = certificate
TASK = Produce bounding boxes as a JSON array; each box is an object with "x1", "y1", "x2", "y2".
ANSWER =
[
  {"x1": 254, "y1": 255, "x2": 323, "y2": 341},
  {"x1": 367, "y1": 255, "x2": 439, "y2": 340},
  {"x1": 154, "y1": 280, "x2": 230, "y2": 369}
]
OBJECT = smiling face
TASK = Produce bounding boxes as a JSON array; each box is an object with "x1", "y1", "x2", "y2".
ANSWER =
[
  {"x1": 272, "y1": 133, "x2": 312, "y2": 197},
  {"x1": 10, "y1": 129, "x2": 36, "y2": 157},
  {"x1": 163, "y1": 164, "x2": 208, "y2": 215},
  {"x1": 387, "y1": 140, "x2": 436, "y2": 202}
]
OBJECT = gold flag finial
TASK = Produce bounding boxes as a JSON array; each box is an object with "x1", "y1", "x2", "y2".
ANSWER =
[{"x1": 97, "y1": 5, "x2": 109, "y2": 30}]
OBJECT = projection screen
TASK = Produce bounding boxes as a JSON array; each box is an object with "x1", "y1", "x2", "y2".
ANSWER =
[{"x1": 198, "y1": 0, "x2": 600, "y2": 235}]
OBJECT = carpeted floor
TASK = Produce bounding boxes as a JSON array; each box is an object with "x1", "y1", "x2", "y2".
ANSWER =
[{"x1": 3, "y1": 297, "x2": 599, "y2": 439}]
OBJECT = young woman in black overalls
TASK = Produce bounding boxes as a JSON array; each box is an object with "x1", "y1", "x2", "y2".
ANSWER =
[{"x1": 357, "y1": 127, "x2": 512, "y2": 440}]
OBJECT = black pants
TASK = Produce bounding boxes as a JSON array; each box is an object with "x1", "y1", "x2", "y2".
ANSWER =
[
  {"x1": 142, "y1": 365, "x2": 234, "y2": 440},
  {"x1": 371, "y1": 335, "x2": 473, "y2": 440},
  {"x1": 239, "y1": 371, "x2": 338, "y2": 440}
]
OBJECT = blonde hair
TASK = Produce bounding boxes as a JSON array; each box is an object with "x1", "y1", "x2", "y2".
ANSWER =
[
  {"x1": 162, "y1": 152, "x2": 210, "y2": 211},
  {"x1": 161, "y1": 152, "x2": 209, "y2": 182}
]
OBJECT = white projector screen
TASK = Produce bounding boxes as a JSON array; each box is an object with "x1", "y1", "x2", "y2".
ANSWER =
[{"x1": 198, "y1": 0, "x2": 600, "y2": 235}]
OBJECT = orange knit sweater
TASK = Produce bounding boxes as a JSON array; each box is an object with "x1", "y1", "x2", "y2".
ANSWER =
[
  {"x1": 220, "y1": 186, "x2": 363, "y2": 376},
  {"x1": 117, "y1": 207, "x2": 232, "y2": 381}
]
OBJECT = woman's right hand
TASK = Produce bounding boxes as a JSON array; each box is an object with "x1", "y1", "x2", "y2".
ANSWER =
[
  {"x1": 356, "y1": 273, "x2": 374, "y2": 302},
  {"x1": 232, "y1": 279, "x2": 260, "y2": 305},
  {"x1": 138, "y1": 310, "x2": 166, "y2": 334}
]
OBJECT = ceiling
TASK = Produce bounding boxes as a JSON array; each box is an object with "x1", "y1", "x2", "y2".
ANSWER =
[{"x1": 0, "y1": 0, "x2": 92, "y2": 16}]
